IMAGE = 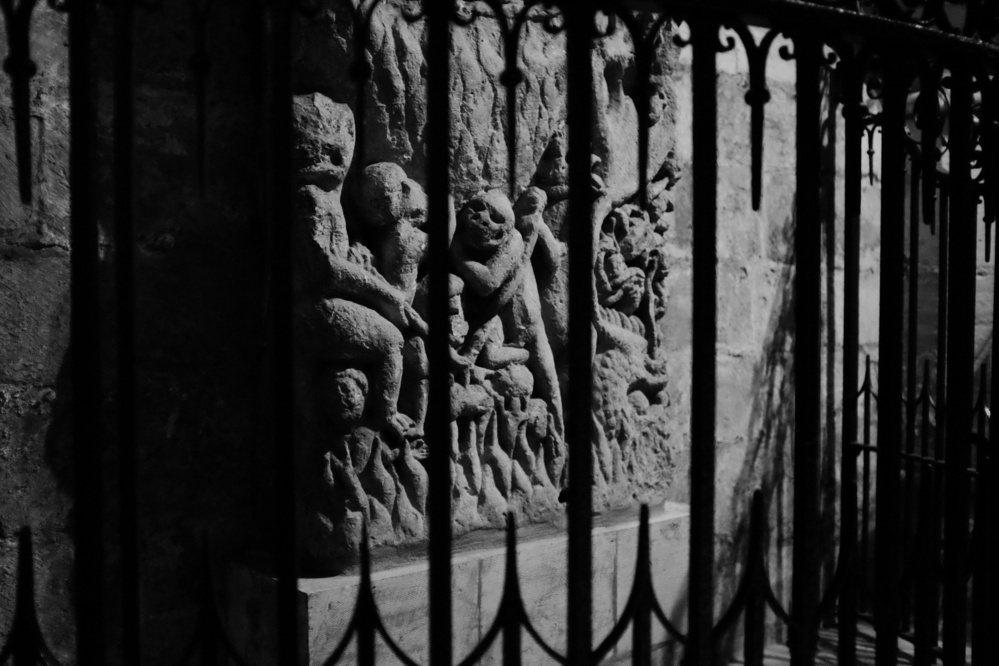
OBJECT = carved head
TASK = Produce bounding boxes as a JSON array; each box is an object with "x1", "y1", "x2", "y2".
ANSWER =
[
  {"x1": 318, "y1": 367, "x2": 369, "y2": 426},
  {"x1": 354, "y1": 163, "x2": 428, "y2": 230},
  {"x1": 458, "y1": 189, "x2": 515, "y2": 251},
  {"x1": 535, "y1": 130, "x2": 569, "y2": 192},
  {"x1": 292, "y1": 93, "x2": 355, "y2": 191},
  {"x1": 603, "y1": 204, "x2": 653, "y2": 262}
]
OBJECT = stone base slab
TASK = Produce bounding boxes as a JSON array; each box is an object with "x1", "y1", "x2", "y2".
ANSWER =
[{"x1": 226, "y1": 503, "x2": 689, "y2": 665}]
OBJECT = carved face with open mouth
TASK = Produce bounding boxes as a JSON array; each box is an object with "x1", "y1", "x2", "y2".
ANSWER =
[{"x1": 459, "y1": 189, "x2": 515, "y2": 251}]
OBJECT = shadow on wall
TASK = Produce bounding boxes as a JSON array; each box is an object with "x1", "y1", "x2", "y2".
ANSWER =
[
  {"x1": 22, "y1": 2, "x2": 279, "y2": 661},
  {"x1": 718, "y1": 209, "x2": 797, "y2": 657},
  {"x1": 40, "y1": 230, "x2": 272, "y2": 662}
]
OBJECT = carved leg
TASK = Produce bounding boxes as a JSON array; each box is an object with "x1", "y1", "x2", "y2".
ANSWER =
[{"x1": 305, "y1": 298, "x2": 407, "y2": 436}]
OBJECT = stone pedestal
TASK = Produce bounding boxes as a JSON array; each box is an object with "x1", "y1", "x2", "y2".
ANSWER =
[{"x1": 226, "y1": 503, "x2": 689, "y2": 665}]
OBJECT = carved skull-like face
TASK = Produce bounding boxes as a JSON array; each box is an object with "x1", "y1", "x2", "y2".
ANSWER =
[
  {"x1": 355, "y1": 163, "x2": 428, "y2": 230},
  {"x1": 292, "y1": 94, "x2": 355, "y2": 191},
  {"x1": 318, "y1": 367, "x2": 369, "y2": 426},
  {"x1": 604, "y1": 204, "x2": 653, "y2": 262},
  {"x1": 536, "y1": 130, "x2": 569, "y2": 191},
  {"x1": 459, "y1": 189, "x2": 515, "y2": 251}
]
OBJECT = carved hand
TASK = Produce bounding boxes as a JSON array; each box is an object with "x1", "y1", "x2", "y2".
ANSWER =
[{"x1": 404, "y1": 304, "x2": 428, "y2": 337}]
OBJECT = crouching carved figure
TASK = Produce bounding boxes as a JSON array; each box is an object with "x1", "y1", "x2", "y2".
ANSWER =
[{"x1": 293, "y1": 94, "x2": 430, "y2": 571}]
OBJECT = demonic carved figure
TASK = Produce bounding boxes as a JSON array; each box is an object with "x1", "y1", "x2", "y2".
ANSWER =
[
  {"x1": 292, "y1": 95, "x2": 426, "y2": 447},
  {"x1": 597, "y1": 219, "x2": 646, "y2": 316},
  {"x1": 300, "y1": 366, "x2": 371, "y2": 569},
  {"x1": 450, "y1": 187, "x2": 565, "y2": 443},
  {"x1": 594, "y1": 202, "x2": 669, "y2": 357}
]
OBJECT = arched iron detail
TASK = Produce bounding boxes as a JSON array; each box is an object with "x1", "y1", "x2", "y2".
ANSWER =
[
  {"x1": 0, "y1": 0, "x2": 41, "y2": 203},
  {"x1": 0, "y1": 529, "x2": 63, "y2": 666}
]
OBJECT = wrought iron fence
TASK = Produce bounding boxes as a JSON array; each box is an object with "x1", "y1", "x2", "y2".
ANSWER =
[{"x1": 1, "y1": 0, "x2": 998, "y2": 664}]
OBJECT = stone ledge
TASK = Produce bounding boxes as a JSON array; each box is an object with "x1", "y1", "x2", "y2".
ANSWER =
[{"x1": 226, "y1": 502, "x2": 689, "y2": 665}]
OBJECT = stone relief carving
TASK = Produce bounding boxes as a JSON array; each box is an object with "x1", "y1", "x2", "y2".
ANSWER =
[{"x1": 291, "y1": 4, "x2": 680, "y2": 573}]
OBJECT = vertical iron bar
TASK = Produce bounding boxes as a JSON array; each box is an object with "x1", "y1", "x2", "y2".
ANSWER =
[
  {"x1": 198, "y1": 546, "x2": 220, "y2": 666},
  {"x1": 633, "y1": 505, "x2": 652, "y2": 666},
  {"x1": 744, "y1": 491, "x2": 766, "y2": 666},
  {"x1": 69, "y1": 0, "x2": 106, "y2": 661},
  {"x1": 266, "y1": 1, "x2": 298, "y2": 662},
  {"x1": 688, "y1": 14, "x2": 717, "y2": 666},
  {"x1": 861, "y1": 356, "x2": 872, "y2": 613},
  {"x1": 636, "y1": 31, "x2": 651, "y2": 208},
  {"x1": 927, "y1": 185, "x2": 949, "y2": 658},
  {"x1": 875, "y1": 52, "x2": 907, "y2": 666},
  {"x1": 913, "y1": 359, "x2": 934, "y2": 666},
  {"x1": 987, "y1": 190, "x2": 999, "y2": 666},
  {"x1": 3, "y1": 0, "x2": 37, "y2": 203},
  {"x1": 972, "y1": 369, "x2": 987, "y2": 666},
  {"x1": 941, "y1": 67, "x2": 975, "y2": 666},
  {"x1": 838, "y1": 55, "x2": 863, "y2": 666},
  {"x1": 902, "y1": 156, "x2": 920, "y2": 632},
  {"x1": 357, "y1": 529, "x2": 375, "y2": 666},
  {"x1": 921, "y1": 68, "x2": 939, "y2": 233},
  {"x1": 566, "y1": 2, "x2": 595, "y2": 663},
  {"x1": 791, "y1": 35, "x2": 822, "y2": 666},
  {"x1": 502, "y1": 515, "x2": 522, "y2": 666},
  {"x1": 426, "y1": 1, "x2": 454, "y2": 664},
  {"x1": 502, "y1": 25, "x2": 521, "y2": 203},
  {"x1": 114, "y1": 0, "x2": 142, "y2": 660},
  {"x1": 821, "y1": 65, "x2": 839, "y2": 592}
]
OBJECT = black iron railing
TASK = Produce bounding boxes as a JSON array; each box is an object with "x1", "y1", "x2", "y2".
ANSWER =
[{"x1": 1, "y1": 1, "x2": 998, "y2": 665}]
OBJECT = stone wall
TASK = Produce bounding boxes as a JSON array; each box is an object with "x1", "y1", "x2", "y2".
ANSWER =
[{"x1": 7, "y1": 5, "x2": 993, "y2": 665}]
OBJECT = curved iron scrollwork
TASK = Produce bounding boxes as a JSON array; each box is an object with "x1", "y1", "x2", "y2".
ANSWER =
[
  {"x1": 188, "y1": 0, "x2": 213, "y2": 196},
  {"x1": 723, "y1": 23, "x2": 787, "y2": 211}
]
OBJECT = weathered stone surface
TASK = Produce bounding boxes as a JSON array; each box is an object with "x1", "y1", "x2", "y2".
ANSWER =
[
  {"x1": 0, "y1": 248, "x2": 70, "y2": 386},
  {"x1": 292, "y1": 2, "x2": 684, "y2": 569},
  {"x1": 228, "y1": 504, "x2": 690, "y2": 665}
]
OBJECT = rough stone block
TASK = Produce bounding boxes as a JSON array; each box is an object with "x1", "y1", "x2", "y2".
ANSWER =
[
  {"x1": 0, "y1": 248, "x2": 70, "y2": 385},
  {"x1": 227, "y1": 507, "x2": 690, "y2": 664},
  {"x1": 612, "y1": 502, "x2": 690, "y2": 657}
]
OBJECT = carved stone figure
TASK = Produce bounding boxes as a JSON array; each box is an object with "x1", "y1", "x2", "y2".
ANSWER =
[
  {"x1": 293, "y1": 94, "x2": 433, "y2": 570},
  {"x1": 450, "y1": 187, "x2": 565, "y2": 444},
  {"x1": 291, "y1": 2, "x2": 683, "y2": 569},
  {"x1": 352, "y1": 162, "x2": 431, "y2": 436},
  {"x1": 292, "y1": 96, "x2": 426, "y2": 448}
]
